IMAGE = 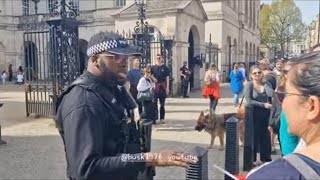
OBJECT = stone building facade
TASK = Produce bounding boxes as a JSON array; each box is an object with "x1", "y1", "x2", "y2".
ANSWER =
[
  {"x1": 0, "y1": 0, "x2": 260, "y2": 92},
  {"x1": 307, "y1": 16, "x2": 320, "y2": 52},
  {"x1": 203, "y1": 0, "x2": 260, "y2": 79}
]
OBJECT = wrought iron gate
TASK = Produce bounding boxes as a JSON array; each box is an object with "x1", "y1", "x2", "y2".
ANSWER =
[
  {"x1": 24, "y1": 1, "x2": 80, "y2": 118},
  {"x1": 24, "y1": 30, "x2": 55, "y2": 117}
]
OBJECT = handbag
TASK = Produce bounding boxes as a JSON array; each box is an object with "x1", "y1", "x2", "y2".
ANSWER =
[
  {"x1": 269, "y1": 116, "x2": 280, "y2": 134},
  {"x1": 205, "y1": 79, "x2": 212, "y2": 86},
  {"x1": 137, "y1": 87, "x2": 154, "y2": 101},
  {"x1": 205, "y1": 72, "x2": 215, "y2": 87}
]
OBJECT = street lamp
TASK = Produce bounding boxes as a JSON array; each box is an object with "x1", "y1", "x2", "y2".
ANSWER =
[
  {"x1": 50, "y1": 0, "x2": 78, "y2": 19},
  {"x1": 134, "y1": 0, "x2": 148, "y2": 34}
]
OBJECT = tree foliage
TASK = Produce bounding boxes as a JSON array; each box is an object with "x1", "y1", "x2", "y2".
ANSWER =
[{"x1": 260, "y1": 0, "x2": 306, "y2": 52}]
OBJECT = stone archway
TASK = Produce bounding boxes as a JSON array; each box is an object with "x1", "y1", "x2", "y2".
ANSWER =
[
  {"x1": 24, "y1": 41, "x2": 38, "y2": 81},
  {"x1": 245, "y1": 41, "x2": 249, "y2": 66},
  {"x1": 188, "y1": 25, "x2": 201, "y2": 90},
  {"x1": 250, "y1": 43, "x2": 252, "y2": 62},
  {"x1": 226, "y1": 36, "x2": 232, "y2": 75},
  {"x1": 253, "y1": 44, "x2": 256, "y2": 61},
  {"x1": 233, "y1": 39, "x2": 237, "y2": 63}
]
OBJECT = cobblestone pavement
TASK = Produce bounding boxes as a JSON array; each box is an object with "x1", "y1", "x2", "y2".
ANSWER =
[{"x1": 0, "y1": 84, "x2": 280, "y2": 180}]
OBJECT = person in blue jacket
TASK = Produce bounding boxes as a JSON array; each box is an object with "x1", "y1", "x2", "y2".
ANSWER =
[{"x1": 229, "y1": 63, "x2": 244, "y2": 107}]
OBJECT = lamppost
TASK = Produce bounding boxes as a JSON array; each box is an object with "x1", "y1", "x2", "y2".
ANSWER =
[
  {"x1": 49, "y1": 0, "x2": 78, "y2": 19},
  {"x1": 133, "y1": 0, "x2": 151, "y2": 69},
  {"x1": 134, "y1": 0, "x2": 148, "y2": 34},
  {"x1": 207, "y1": 33, "x2": 221, "y2": 68}
]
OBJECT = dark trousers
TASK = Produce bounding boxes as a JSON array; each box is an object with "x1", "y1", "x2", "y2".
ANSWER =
[
  {"x1": 180, "y1": 79, "x2": 189, "y2": 97},
  {"x1": 9, "y1": 73, "x2": 12, "y2": 81},
  {"x1": 154, "y1": 96, "x2": 166, "y2": 120},
  {"x1": 253, "y1": 107, "x2": 272, "y2": 162},
  {"x1": 209, "y1": 95, "x2": 218, "y2": 113},
  {"x1": 141, "y1": 100, "x2": 156, "y2": 123}
]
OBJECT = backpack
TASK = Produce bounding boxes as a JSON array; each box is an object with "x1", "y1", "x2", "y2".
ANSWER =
[{"x1": 284, "y1": 154, "x2": 320, "y2": 180}]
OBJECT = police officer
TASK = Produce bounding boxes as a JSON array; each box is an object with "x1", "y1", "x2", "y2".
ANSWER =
[
  {"x1": 54, "y1": 32, "x2": 197, "y2": 180},
  {"x1": 179, "y1": 61, "x2": 190, "y2": 98}
]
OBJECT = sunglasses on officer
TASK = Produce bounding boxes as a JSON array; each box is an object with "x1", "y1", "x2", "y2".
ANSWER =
[{"x1": 98, "y1": 53, "x2": 129, "y2": 63}]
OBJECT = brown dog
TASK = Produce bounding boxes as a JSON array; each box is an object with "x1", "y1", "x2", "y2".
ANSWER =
[{"x1": 195, "y1": 110, "x2": 245, "y2": 150}]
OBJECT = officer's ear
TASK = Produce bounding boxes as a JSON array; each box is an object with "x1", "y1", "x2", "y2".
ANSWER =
[{"x1": 89, "y1": 55, "x2": 99, "y2": 67}]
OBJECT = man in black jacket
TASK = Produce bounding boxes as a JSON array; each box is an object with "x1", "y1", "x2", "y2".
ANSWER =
[{"x1": 54, "y1": 32, "x2": 196, "y2": 180}]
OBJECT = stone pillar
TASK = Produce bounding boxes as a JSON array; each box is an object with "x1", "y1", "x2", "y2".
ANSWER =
[
  {"x1": 172, "y1": 41, "x2": 189, "y2": 96},
  {"x1": 193, "y1": 66, "x2": 201, "y2": 90}
]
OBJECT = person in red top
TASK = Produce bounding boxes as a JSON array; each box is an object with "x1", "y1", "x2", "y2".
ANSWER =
[{"x1": 202, "y1": 63, "x2": 221, "y2": 114}]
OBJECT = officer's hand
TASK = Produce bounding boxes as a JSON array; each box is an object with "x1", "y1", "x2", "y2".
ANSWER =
[{"x1": 144, "y1": 151, "x2": 198, "y2": 168}]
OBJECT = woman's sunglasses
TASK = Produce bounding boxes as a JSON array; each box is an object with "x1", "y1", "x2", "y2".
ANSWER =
[
  {"x1": 276, "y1": 91, "x2": 310, "y2": 103},
  {"x1": 252, "y1": 71, "x2": 262, "y2": 75}
]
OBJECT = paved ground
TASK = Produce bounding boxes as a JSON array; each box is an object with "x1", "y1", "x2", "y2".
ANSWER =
[{"x1": 0, "y1": 83, "x2": 280, "y2": 180}]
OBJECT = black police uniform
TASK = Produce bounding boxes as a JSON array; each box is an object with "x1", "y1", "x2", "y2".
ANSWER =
[
  {"x1": 55, "y1": 71, "x2": 146, "y2": 180},
  {"x1": 179, "y1": 65, "x2": 189, "y2": 97}
]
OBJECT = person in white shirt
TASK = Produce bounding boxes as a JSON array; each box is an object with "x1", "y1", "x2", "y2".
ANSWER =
[
  {"x1": 16, "y1": 72, "x2": 24, "y2": 85},
  {"x1": 137, "y1": 68, "x2": 158, "y2": 124},
  {"x1": 1, "y1": 71, "x2": 7, "y2": 85}
]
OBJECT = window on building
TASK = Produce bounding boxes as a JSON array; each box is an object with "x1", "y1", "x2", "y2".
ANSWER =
[
  {"x1": 22, "y1": 0, "x2": 30, "y2": 15},
  {"x1": 48, "y1": 0, "x2": 54, "y2": 12},
  {"x1": 115, "y1": 0, "x2": 126, "y2": 7},
  {"x1": 71, "y1": 0, "x2": 79, "y2": 12}
]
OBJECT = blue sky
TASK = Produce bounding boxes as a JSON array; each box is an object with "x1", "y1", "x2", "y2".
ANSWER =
[{"x1": 261, "y1": 0, "x2": 319, "y2": 25}]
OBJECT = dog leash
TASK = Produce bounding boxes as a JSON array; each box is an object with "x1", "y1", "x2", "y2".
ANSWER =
[{"x1": 238, "y1": 95, "x2": 245, "y2": 109}]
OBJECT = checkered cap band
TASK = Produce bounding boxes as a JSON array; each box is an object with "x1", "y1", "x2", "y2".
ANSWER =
[{"x1": 86, "y1": 39, "x2": 129, "y2": 56}]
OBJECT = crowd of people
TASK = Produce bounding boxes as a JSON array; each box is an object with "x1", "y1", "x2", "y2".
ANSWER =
[
  {"x1": 54, "y1": 31, "x2": 197, "y2": 180},
  {"x1": 246, "y1": 48, "x2": 320, "y2": 179},
  {"x1": 1, "y1": 65, "x2": 24, "y2": 85},
  {"x1": 127, "y1": 54, "x2": 170, "y2": 125},
  {"x1": 49, "y1": 30, "x2": 320, "y2": 180},
  {"x1": 199, "y1": 43, "x2": 320, "y2": 179}
]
